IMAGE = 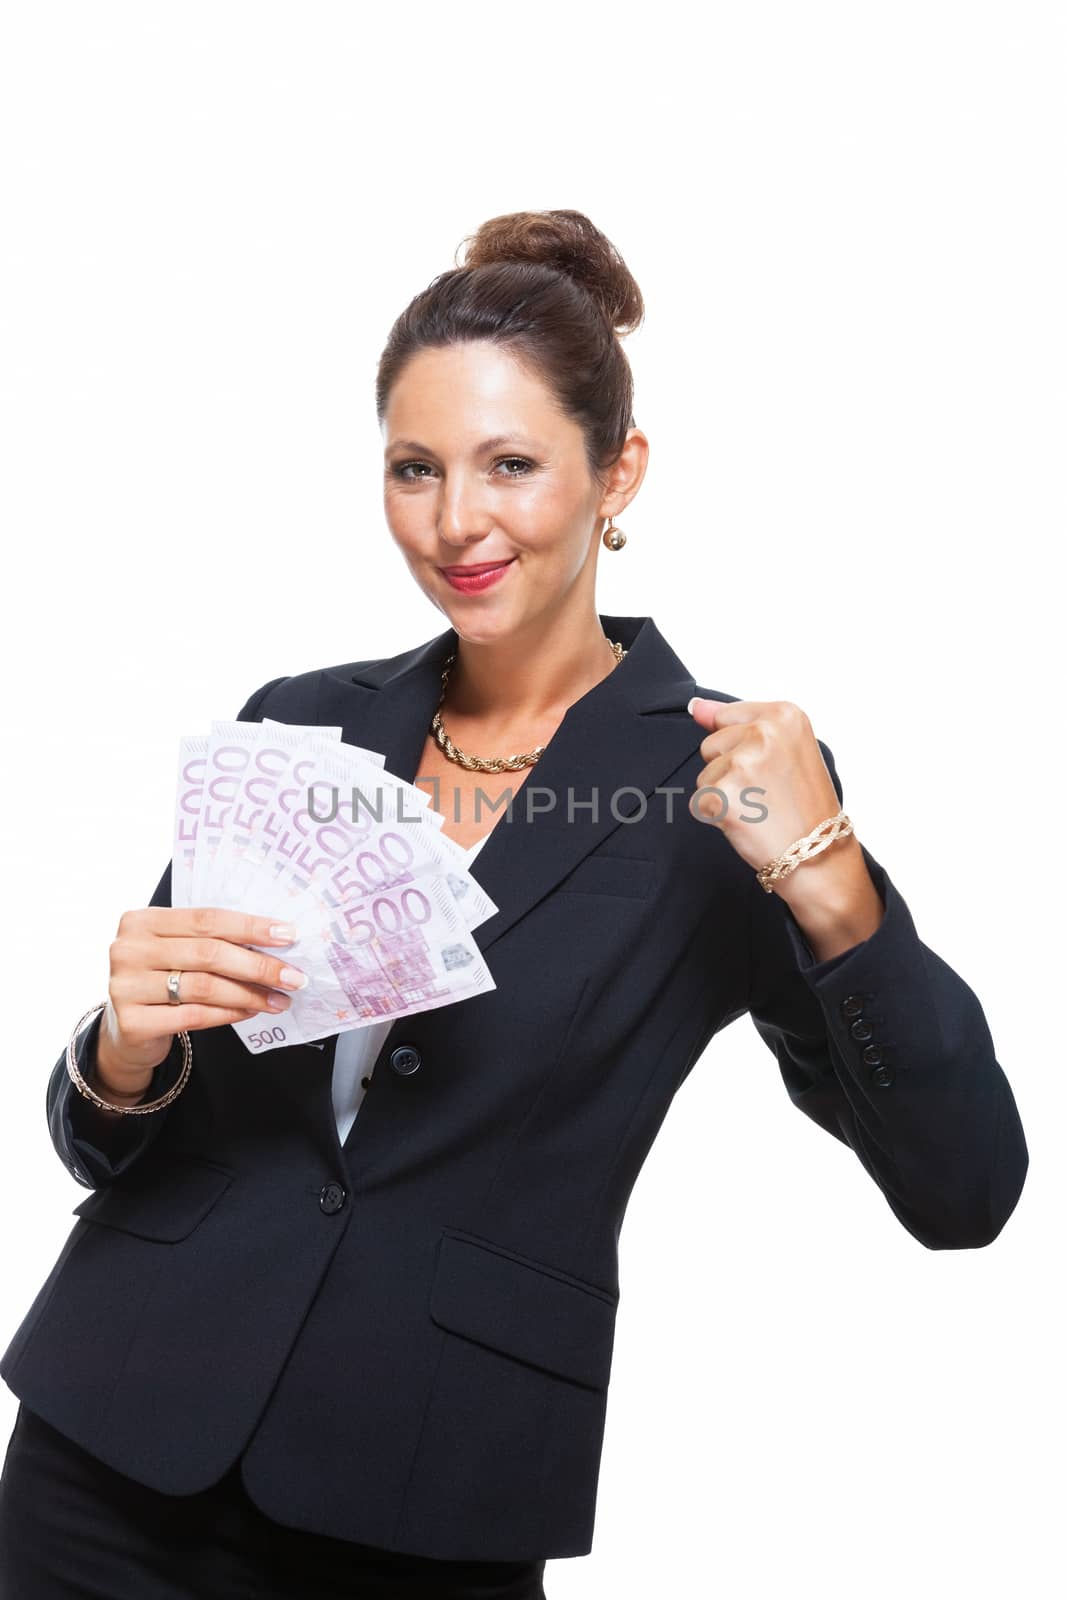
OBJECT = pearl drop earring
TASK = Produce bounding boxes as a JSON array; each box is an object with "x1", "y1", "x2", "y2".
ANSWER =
[{"x1": 602, "y1": 515, "x2": 627, "y2": 551}]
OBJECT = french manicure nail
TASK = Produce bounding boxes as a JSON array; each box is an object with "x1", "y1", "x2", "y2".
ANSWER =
[
  {"x1": 269, "y1": 923, "x2": 298, "y2": 942},
  {"x1": 267, "y1": 992, "x2": 291, "y2": 1011},
  {"x1": 279, "y1": 966, "x2": 309, "y2": 990}
]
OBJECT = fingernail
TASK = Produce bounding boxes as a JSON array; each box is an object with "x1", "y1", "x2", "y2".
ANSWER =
[
  {"x1": 269, "y1": 923, "x2": 298, "y2": 942},
  {"x1": 687, "y1": 697, "x2": 700, "y2": 715},
  {"x1": 267, "y1": 992, "x2": 291, "y2": 1011},
  {"x1": 279, "y1": 966, "x2": 309, "y2": 990}
]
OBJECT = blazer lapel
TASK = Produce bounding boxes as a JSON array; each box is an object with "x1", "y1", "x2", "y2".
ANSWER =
[{"x1": 316, "y1": 613, "x2": 701, "y2": 957}]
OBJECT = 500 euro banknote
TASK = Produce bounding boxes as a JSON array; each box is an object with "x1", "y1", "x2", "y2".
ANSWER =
[{"x1": 172, "y1": 720, "x2": 499, "y2": 1052}]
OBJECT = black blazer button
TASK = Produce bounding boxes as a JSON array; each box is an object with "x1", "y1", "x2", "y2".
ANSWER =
[
  {"x1": 861, "y1": 1045, "x2": 884, "y2": 1066},
  {"x1": 841, "y1": 995, "x2": 866, "y2": 1020},
  {"x1": 849, "y1": 1019, "x2": 874, "y2": 1043},
  {"x1": 870, "y1": 1064, "x2": 895, "y2": 1088},
  {"x1": 390, "y1": 1044, "x2": 422, "y2": 1076},
  {"x1": 319, "y1": 1182, "x2": 347, "y2": 1215}
]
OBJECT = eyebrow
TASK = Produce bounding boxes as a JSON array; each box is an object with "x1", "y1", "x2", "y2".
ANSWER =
[{"x1": 385, "y1": 435, "x2": 533, "y2": 457}]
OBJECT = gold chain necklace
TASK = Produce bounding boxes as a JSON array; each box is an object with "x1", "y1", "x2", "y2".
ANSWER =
[{"x1": 430, "y1": 637, "x2": 627, "y2": 772}]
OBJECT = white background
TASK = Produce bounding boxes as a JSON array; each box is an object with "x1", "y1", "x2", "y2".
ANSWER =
[{"x1": 0, "y1": 3, "x2": 1062, "y2": 1595}]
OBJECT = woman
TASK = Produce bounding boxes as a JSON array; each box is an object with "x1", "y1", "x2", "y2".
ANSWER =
[{"x1": 0, "y1": 209, "x2": 1029, "y2": 1597}]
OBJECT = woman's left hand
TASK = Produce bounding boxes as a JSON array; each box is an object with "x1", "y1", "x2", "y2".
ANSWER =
[
  {"x1": 687, "y1": 696, "x2": 885, "y2": 959},
  {"x1": 685, "y1": 697, "x2": 844, "y2": 876}
]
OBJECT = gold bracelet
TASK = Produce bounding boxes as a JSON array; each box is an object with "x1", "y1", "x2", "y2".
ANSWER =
[
  {"x1": 66, "y1": 1003, "x2": 193, "y2": 1115},
  {"x1": 756, "y1": 811, "x2": 854, "y2": 894}
]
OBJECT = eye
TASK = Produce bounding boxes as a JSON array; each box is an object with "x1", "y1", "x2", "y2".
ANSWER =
[{"x1": 389, "y1": 456, "x2": 536, "y2": 483}]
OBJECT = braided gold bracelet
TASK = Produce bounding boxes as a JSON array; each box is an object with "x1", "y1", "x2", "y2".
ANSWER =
[
  {"x1": 756, "y1": 811, "x2": 854, "y2": 894},
  {"x1": 66, "y1": 1003, "x2": 193, "y2": 1115}
]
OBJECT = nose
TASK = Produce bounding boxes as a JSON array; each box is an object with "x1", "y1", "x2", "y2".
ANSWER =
[{"x1": 436, "y1": 470, "x2": 494, "y2": 547}]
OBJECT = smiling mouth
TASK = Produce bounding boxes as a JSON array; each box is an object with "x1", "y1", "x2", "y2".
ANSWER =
[
  {"x1": 438, "y1": 558, "x2": 517, "y2": 592},
  {"x1": 439, "y1": 560, "x2": 516, "y2": 575}
]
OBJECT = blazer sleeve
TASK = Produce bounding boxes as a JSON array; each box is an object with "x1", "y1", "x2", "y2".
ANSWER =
[
  {"x1": 746, "y1": 739, "x2": 1029, "y2": 1251},
  {"x1": 49, "y1": 674, "x2": 292, "y2": 1190}
]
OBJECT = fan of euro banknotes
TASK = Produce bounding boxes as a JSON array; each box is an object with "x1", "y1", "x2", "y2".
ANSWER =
[{"x1": 172, "y1": 718, "x2": 498, "y2": 1054}]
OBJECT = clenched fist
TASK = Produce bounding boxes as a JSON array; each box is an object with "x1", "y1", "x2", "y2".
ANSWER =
[
  {"x1": 686, "y1": 697, "x2": 843, "y2": 875},
  {"x1": 686, "y1": 696, "x2": 884, "y2": 960}
]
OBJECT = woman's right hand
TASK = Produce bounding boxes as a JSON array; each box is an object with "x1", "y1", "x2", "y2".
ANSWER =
[{"x1": 92, "y1": 908, "x2": 308, "y2": 1104}]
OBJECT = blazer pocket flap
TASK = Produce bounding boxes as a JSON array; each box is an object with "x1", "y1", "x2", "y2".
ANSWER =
[
  {"x1": 72, "y1": 1155, "x2": 233, "y2": 1242},
  {"x1": 429, "y1": 1230, "x2": 618, "y2": 1391},
  {"x1": 557, "y1": 852, "x2": 653, "y2": 899}
]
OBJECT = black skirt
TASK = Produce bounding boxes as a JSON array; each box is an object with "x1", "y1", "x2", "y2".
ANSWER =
[{"x1": 0, "y1": 1402, "x2": 548, "y2": 1599}]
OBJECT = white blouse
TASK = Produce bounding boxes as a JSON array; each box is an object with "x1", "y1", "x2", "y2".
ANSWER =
[{"x1": 331, "y1": 833, "x2": 490, "y2": 1144}]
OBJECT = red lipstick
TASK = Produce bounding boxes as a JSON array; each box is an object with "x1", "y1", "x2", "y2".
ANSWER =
[{"x1": 439, "y1": 558, "x2": 516, "y2": 594}]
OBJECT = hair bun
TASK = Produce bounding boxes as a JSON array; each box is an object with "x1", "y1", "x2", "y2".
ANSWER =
[{"x1": 458, "y1": 208, "x2": 643, "y2": 336}]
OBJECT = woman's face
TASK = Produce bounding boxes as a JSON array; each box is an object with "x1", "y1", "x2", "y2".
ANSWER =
[{"x1": 381, "y1": 341, "x2": 612, "y2": 641}]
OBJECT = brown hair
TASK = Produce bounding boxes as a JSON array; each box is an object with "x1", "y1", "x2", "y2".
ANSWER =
[{"x1": 375, "y1": 209, "x2": 644, "y2": 491}]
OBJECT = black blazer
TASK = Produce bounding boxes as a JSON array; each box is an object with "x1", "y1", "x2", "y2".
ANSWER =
[{"x1": 1, "y1": 612, "x2": 1029, "y2": 1563}]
